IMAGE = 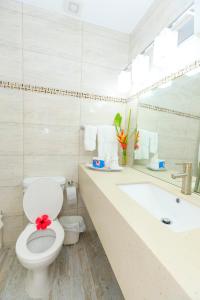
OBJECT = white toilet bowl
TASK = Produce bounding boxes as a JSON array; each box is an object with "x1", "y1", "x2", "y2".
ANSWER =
[{"x1": 16, "y1": 178, "x2": 65, "y2": 299}]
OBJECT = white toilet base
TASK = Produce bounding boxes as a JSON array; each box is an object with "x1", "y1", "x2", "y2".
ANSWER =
[{"x1": 26, "y1": 267, "x2": 50, "y2": 299}]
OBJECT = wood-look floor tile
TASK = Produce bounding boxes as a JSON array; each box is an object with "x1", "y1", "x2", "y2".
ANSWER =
[{"x1": 0, "y1": 231, "x2": 124, "y2": 300}]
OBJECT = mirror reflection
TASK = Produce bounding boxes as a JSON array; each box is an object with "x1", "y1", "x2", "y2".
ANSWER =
[{"x1": 134, "y1": 69, "x2": 200, "y2": 195}]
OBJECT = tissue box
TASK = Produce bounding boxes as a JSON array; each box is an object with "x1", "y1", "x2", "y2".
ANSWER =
[{"x1": 92, "y1": 157, "x2": 105, "y2": 168}]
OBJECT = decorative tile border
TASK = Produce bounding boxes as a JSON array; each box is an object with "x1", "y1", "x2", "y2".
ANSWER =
[
  {"x1": 1, "y1": 60, "x2": 200, "y2": 105},
  {"x1": 0, "y1": 80, "x2": 126, "y2": 103},
  {"x1": 139, "y1": 103, "x2": 200, "y2": 121}
]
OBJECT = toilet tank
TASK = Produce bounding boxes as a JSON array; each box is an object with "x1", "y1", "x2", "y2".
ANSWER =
[{"x1": 23, "y1": 177, "x2": 66, "y2": 192}]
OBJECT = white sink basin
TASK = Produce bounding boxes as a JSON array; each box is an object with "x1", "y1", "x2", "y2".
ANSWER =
[{"x1": 119, "y1": 183, "x2": 200, "y2": 232}]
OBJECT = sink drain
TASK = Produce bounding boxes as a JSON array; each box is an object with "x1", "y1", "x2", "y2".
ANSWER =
[{"x1": 161, "y1": 218, "x2": 172, "y2": 225}]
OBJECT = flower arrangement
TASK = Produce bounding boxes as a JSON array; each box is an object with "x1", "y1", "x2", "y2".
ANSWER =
[
  {"x1": 134, "y1": 128, "x2": 140, "y2": 150},
  {"x1": 35, "y1": 214, "x2": 52, "y2": 230},
  {"x1": 114, "y1": 109, "x2": 131, "y2": 165}
]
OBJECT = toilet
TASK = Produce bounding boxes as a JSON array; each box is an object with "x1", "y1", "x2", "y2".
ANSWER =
[{"x1": 16, "y1": 177, "x2": 65, "y2": 299}]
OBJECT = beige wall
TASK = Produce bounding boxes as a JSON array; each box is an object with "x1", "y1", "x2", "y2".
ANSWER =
[{"x1": 0, "y1": 0, "x2": 128, "y2": 245}]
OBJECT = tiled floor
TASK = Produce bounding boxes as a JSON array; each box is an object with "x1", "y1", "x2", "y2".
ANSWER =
[{"x1": 0, "y1": 231, "x2": 124, "y2": 300}]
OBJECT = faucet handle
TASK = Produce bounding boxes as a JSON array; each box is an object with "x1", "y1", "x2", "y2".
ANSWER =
[
  {"x1": 175, "y1": 162, "x2": 192, "y2": 175},
  {"x1": 175, "y1": 162, "x2": 192, "y2": 169}
]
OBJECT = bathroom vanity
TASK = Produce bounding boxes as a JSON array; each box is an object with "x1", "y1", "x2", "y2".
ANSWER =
[{"x1": 79, "y1": 165, "x2": 200, "y2": 300}]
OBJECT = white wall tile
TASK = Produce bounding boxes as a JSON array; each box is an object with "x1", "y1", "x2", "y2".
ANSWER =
[
  {"x1": 22, "y1": 3, "x2": 82, "y2": 30},
  {"x1": 83, "y1": 22, "x2": 129, "y2": 43},
  {"x1": 23, "y1": 14, "x2": 82, "y2": 61},
  {"x1": 0, "y1": 0, "x2": 22, "y2": 12},
  {"x1": 0, "y1": 89, "x2": 23, "y2": 123},
  {"x1": 81, "y1": 63, "x2": 122, "y2": 97},
  {"x1": 24, "y1": 124, "x2": 79, "y2": 155},
  {"x1": 80, "y1": 99, "x2": 126, "y2": 125},
  {"x1": 0, "y1": 186, "x2": 23, "y2": 215},
  {"x1": 23, "y1": 50, "x2": 82, "y2": 90},
  {"x1": 24, "y1": 92, "x2": 80, "y2": 126},
  {"x1": 0, "y1": 123, "x2": 23, "y2": 155},
  {"x1": 0, "y1": 7, "x2": 22, "y2": 48},
  {"x1": 3, "y1": 214, "x2": 23, "y2": 246},
  {"x1": 24, "y1": 155, "x2": 78, "y2": 182},
  {"x1": 78, "y1": 155, "x2": 94, "y2": 165},
  {"x1": 0, "y1": 156, "x2": 23, "y2": 187},
  {"x1": 0, "y1": 44, "x2": 22, "y2": 82},
  {"x1": 83, "y1": 31, "x2": 129, "y2": 69}
]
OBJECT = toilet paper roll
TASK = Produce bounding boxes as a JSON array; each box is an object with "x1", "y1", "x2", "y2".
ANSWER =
[{"x1": 66, "y1": 185, "x2": 77, "y2": 205}]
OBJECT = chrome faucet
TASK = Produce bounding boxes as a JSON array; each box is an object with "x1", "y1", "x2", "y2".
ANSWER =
[{"x1": 171, "y1": 162, "x2": 192, "y2": 195}]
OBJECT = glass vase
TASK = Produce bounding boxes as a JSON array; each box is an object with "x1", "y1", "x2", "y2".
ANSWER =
[{"x1": 121, "y1": 149, "x2": 127, "y2": 166}]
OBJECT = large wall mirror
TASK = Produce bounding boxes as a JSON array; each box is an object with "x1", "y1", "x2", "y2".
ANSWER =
[{"x1": 133, "y1": 64, "x2": 200, "y2": 195}]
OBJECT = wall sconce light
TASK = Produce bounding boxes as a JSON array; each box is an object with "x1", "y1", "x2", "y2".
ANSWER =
[
  {"x1": 132, "y1": 55, "x2": 150, "y2": 85},
  {"x1": 153, "y1": 28, "x2": 178, "y2": 75}
]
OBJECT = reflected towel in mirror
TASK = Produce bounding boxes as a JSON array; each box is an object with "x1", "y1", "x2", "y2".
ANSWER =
[{"x1": 84, "y1": 125, "x2": 97, "y2": 151}]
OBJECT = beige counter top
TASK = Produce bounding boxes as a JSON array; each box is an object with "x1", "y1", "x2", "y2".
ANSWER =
[{"x1": 80, "y1": 164, "x2": 200, "y2": 300}]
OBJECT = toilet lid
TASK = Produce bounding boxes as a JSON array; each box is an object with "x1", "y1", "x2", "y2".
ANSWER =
[{"x1": 23, "y1": 178, "x2": 63, "y2": 223}]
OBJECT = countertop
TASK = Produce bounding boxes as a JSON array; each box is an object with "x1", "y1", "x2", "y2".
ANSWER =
[{"x1": 80, "y1": 164, "x2": 200, "y2": 300}]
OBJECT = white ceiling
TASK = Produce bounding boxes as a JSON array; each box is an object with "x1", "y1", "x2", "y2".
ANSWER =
[{"x1": 21, "y1": 0, "x2": 155, "y2": 33}]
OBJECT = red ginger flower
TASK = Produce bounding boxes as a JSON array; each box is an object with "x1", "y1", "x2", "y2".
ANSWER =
[
  {"x1": 117, "y1": 130, "x2": 128, "y2": 150},
  {"x1": 35, "y1": 214, "x2": 51, "y2": 230},
  {"x1": 134, "y1": 129, "x2": 140, "y2": 150}
]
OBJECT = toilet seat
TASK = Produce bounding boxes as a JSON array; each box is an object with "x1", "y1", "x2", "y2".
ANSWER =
[{"x1": 16, "y1": 219, "x2": 64, "y2": 264}]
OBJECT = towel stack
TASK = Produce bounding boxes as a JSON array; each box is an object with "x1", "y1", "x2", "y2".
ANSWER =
[
  {"x1": 135, "y1": 129, "x2": 158, "y2": 160},
  {"x1": 84, "y1": 125, "x2": 119, "y2": 167}
]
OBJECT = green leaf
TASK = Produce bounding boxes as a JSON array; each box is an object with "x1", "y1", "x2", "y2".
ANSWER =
[
  {"x1": 114, "y1": 113, "x2": 122, "y2": 128},
  {"x1": 125, "y1": 109, "x2": 132, "y2": 143}
]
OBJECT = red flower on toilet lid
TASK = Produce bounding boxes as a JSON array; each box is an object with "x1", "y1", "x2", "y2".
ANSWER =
[{"x1": 35, "y1": 214, "x2": 51, "y2": 230}]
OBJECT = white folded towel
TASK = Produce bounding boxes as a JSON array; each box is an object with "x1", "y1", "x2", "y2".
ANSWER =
[
  {"x1": 135, "y1": 129, "x2": 150, "y2": 160},
  {"x1": 97, "y1": 126, "x2": 118, "y2": 165},
  {"x1": 149, "y1": 132, "x2": 158, "y2": 154},
  {"x1": 84, "y1": 125, "x2": 97, "y2": 151},
  {"x1": 135, "y1": 129, "x2": 158, "y2": 160}
]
